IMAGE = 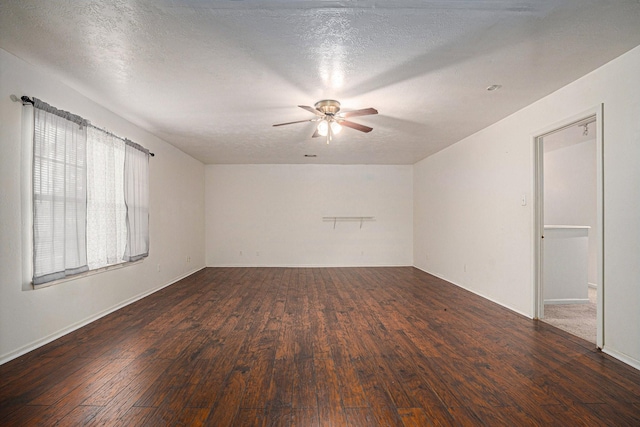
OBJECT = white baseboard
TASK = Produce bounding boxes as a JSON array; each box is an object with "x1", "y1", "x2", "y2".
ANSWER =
[
  {"x1": 602, "y1": 347, "x2": 640, "y2": 371},
  {"x1": 411, "y1": 266, "x2": 640, "y2": 372},
  {"x1": 0, "y1": 266, "x2": 205, "y2": 366},
  {"x1": 544, "y1": 298, "x2": 590, "y2": 305},
  {"x1": 207, "y1": 263, "x2": 411, "y2": 268},
  {"x1": 411, "y1": 265, "x2": 532, "y2": 319}
]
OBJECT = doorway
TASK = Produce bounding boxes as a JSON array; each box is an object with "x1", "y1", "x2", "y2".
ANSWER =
[{"x1": 534, "y1": 106, "x2": 603, "y2": 348}]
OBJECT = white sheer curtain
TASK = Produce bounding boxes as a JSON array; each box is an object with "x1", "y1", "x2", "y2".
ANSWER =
[
  {"x1": 123, "y1": 140, "x2": 150, "y2": 262},
  {"x1": 31, "y1": 97, "x2": 151, "y2": 285},
  {"x1": 86, "y1": 127, "x2": 126, "y2": 270},
  {"x1": 32, "y1": 98, "x2": 89, "y2": 285}
]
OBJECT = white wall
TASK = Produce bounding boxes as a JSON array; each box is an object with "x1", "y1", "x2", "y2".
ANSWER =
[
  {"x1": 0, "y1": 49, "x2": 206, "y2": 363},
  {"x1": 413, "y1": 122, "x2": 533, "y2": 315},
  {"x1": 414, "y1": 45, "x2": 640, "y2": 368},
  {"x1": 544, "y1": 139, "x2": 597, "y2": 286},
  {"x1": 206, "y1": 164, "x2": 413, "y2": 267}
]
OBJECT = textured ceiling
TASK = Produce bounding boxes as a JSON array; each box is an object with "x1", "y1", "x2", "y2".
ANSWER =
[{"x1": 1, "y1": 1, "x2": 640, "y2": 164}]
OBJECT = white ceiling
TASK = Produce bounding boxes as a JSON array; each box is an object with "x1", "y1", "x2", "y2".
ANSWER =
[{"x1": 2, "y1": 1, "x2": 640, "y2": 165}]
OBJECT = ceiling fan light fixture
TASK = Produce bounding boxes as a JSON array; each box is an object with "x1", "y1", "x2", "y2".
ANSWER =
[
  {"x1": 317, "y1": 120, "x2": 329, "y2": 136},
  {"x1": 330, "y1": 121, "x2": 342, "y2": 134}
]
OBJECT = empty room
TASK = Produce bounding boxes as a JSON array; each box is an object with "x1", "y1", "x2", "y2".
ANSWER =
[{"x1": 2, "y1": 1, "x2": 640, "y2": 425}]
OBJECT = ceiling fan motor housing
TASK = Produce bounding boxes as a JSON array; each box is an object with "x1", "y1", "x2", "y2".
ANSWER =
[{"x1": 315, "y1": 99, "x2": 341, "y2": 116}]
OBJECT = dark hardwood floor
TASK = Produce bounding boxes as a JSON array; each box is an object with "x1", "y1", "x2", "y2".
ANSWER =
[{"x1": 1, "y1": 267, "x2": 639, "y2": 426}]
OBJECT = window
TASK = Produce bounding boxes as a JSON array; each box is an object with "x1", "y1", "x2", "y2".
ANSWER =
[{"x1": 31, "y1": 98, "x2": 150, "y2": 286}]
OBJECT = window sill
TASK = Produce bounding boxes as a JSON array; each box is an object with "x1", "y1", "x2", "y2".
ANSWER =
[{"x1": 32, "y1": 260, "x2": 143, "y2": 290}]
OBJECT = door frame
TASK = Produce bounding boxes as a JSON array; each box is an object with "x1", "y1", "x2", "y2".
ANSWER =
[{"x1": 532, "y1": 104, "x2": 604, "y2": 349}]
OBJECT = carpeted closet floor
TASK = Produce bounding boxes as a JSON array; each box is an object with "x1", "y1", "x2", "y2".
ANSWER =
[{"x1": 543, "y1": 287, "x2": 597, "y2": 344}]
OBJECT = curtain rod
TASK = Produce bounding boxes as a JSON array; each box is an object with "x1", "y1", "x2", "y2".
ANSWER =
[{"x1": 12, "y1": 95, "x2": 155, "y2": 157}]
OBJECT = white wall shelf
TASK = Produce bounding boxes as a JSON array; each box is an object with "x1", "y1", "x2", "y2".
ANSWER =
[{"x1": 322, "y1": 216, "x2": 375, "y2": 229}]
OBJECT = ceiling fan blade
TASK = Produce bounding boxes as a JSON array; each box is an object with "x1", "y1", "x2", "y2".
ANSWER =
[
  {"x1": 299, "y1": 105, "x2": 324, "y2": 116},
  {"x1": 340, "y1": 107, "x2": 378, "y2": 118},
  {"x1": 340, "y1": 120, "x2": 373, "y2": 133},
  {"x1": 311, "y1": 128, "x2": 321, "y2": 138},
  {"x1": 272, "y1": 118, "x2": 315, "y2": 127}
]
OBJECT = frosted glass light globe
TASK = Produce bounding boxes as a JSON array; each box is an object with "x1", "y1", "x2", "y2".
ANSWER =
[{"x1": 317, "y1": 120, "x2": 329, "y2": 136}]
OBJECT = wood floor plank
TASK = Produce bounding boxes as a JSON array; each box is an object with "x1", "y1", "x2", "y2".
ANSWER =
[
  {"x1": 398, "y1": 407, "x2": 434, "y2": 427},
  {"x1": 384, "y1": 355, "x2": 445, "y2": 410},
  {"x1": 186, "y1": 332, "x2": 247, "y2": 409},
  {"x1": 465, "y1": 404, "x2": 539, "y2": 426},
  {"x1": 0, "y1": 354, "x2": 94, "y2": 412},
  {"x1": 292, "y1": 356, "x2": 317, "y2": 409},
  {"x1": 142, "y1": 384, "x2": 202, "y2": 426},
  {"x1": 79, "y1": 354, "x2": 165, "y2": 407},
  {"x1": 265, "y1": 405, "x2": 292, "y2": 426},
  {"x1": 55, "y1": 405, "x2": 103, "y2": 427},
  {"x1": 352, "y1": 357, "x2": 397, "y2": 410},
  {"x1": 267, "y1": 358, "x2": 294, "y2": 410},
  {"x1": 344, "y1": 407, "x2": 378, "y2": 426},
  {"x1": 332, "y1": 355, "x2": 368, "y2": 409},
  {"x1": 82, "y1": 359, "x2": 173, "y2": 425},
  {"x1": 540, "y1": 403, "x2": 602, "y2": 426},
  {"x1": 314, "y1": 357, "x2": 349, "y2": 425},
  {"x1": 239, "y1": 345, "x2": 277, "y2": 410},
  {"x1": 232, "y1": 408, "x2": 266, "y2": 427},
  {"x1": 205, "y1": 364, "x2": 249, "y2": 426},
  {"x1": 115, "y1": 406, "x2": 154, "y2": 426},
  {"x1": 1, "y1": 267, "x2": 639, "y2": 425},
  {"x1": 28, "y1": 356, "x2": 114, "y2": 406},
  {"x1": 289, "y1": 407, "x2": 319, "y2": 427},
  {"x1": 420, "y1": 355, "x2": 510, "y2": 407},
  {"x1": 307, "y1": 270, "x2": 333, "y2": 360},
  {"x1": 11, "y1": 357, "x2": 136, "y2": 425},
  {"x1": 372, "y1": 356, "x2": 420, "y2": 409}
]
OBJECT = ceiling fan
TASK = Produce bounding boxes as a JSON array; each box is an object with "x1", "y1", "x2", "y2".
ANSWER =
[{"x1": 273, "y1": 100, "x2": 378, "y2": 143}]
